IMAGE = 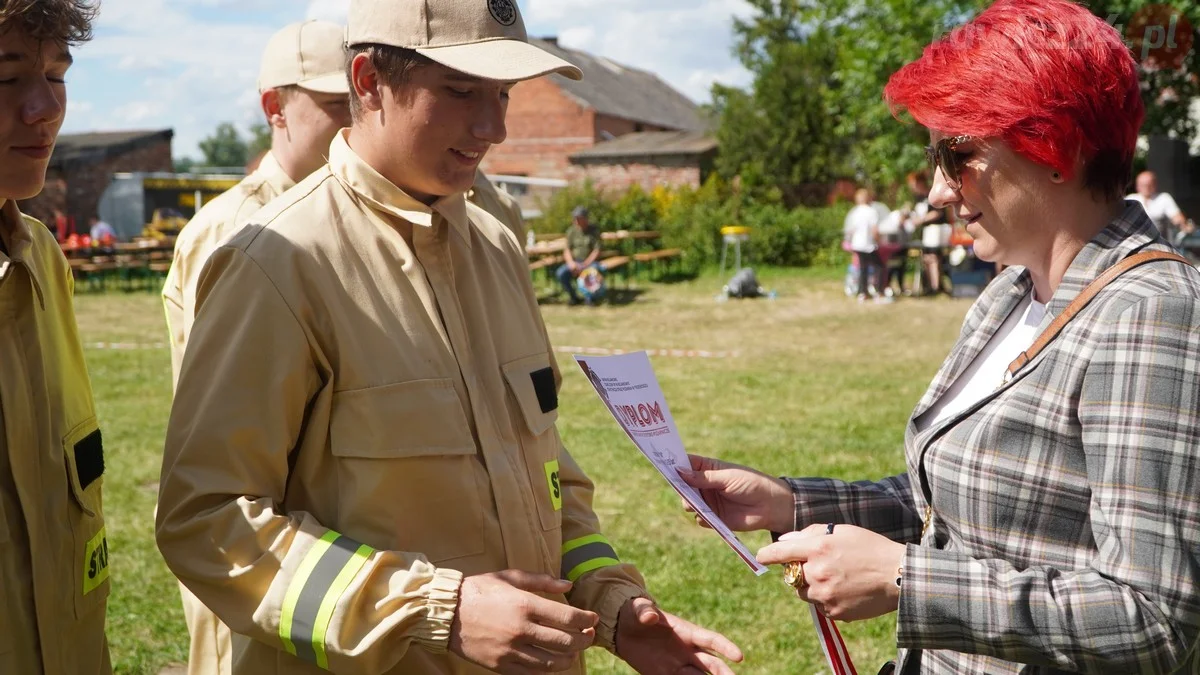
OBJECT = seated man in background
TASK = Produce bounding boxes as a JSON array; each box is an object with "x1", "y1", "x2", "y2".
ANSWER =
[{"x1": 556, "y1": 206, "x2": 604, "y2": 305}]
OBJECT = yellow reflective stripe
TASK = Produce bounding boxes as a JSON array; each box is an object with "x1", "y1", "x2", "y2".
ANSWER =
[
  {"x1": 561, "y1": 534, "x2": 608, "y2": 556},
  {"x1": 566, "y1": 557, "x2": 622, "y2": 583},
  {"x1": 561, "y1": 534, "x2": 620, "y2": 582},
  {"x1": 279, "y1": 530, "x2": 339, "y2": 657},
  {"x1": 311, "y1": 544, "x2": 372, "y2": 670},
  {"x1": 82, "y1": 526, "x2": 110, "y2": 595}
]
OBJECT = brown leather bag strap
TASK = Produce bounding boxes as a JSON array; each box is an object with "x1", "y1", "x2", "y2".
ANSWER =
[{"x1": 1005, "y1": 250, "x2": 1193, "y2": 379}]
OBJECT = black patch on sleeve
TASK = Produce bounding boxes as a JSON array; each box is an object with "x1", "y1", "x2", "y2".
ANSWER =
[
  {"x1": 74, "y1": 429, "x2": 104, "y2": 490},
  {"x1": 530, "y1": 368, "x2": 558, "y2": 414}
]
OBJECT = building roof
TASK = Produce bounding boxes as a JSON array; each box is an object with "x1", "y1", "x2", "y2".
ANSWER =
[
  {"x1": 532, "y1": 39, "x2": 705, "y2": 132},
  {"x1": 50, "y1": 129, "x2": 174, "y2": 168},
  {"x1": 570, "y1": 130, "x2": 717, "y2": 162}
]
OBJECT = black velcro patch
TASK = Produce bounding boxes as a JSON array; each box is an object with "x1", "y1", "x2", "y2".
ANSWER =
[
  {"x1": 74, "y1": 429, "x2": 104, "y2": 490},
  {"x1": 530, "y1": 368, "x2": 558, "y2": 414}
]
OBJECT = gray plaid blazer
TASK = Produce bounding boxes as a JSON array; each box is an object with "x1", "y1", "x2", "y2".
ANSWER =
[{"x1": 790, "y1": 202, "x2": 1200, "y2": 673}]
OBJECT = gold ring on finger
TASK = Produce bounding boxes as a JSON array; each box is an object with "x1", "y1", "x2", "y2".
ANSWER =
[{"x1": 783, "y1": 561, "x2": 806, "y2": 589}]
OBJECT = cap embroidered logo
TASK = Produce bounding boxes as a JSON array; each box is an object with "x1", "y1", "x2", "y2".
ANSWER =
[{"x1": 488, "y1": 0, "x2": 518, "y2": 26}]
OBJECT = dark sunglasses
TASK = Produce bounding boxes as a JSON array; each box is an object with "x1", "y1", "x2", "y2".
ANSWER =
[{"x1": 924, "y1": 135, "x2": 972, "y2": 189}]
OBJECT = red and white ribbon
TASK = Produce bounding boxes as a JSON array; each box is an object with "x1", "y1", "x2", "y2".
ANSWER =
[{"x1": 810, "y1": 604, "x2": 857, "y2": 675}]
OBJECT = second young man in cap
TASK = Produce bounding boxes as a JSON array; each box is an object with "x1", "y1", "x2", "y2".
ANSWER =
[
  {"x1": 163, "y1": 19, "x2": 351, "y2": 383},
  {"x1": 157, "y1": 1, "x2": 742, "y2": 674},
  {"x1": 160, "y1": 21, "x2": 351, "y2": 675}
]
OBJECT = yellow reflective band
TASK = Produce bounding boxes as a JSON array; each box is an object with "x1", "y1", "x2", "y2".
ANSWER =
[
  {"x1": 560, "y1": 534, "x2": 620, "y2": 582},
  {"x1": 278, "y1": 531, "x2": 375, "y2": 668},
  {"x1": 544, "y1": 460, "x2": 562, "y2": 511},
  {"x1": 311, "y1": 544, "x2": 372, "y2": 670},
  {"x1": 82, "y1": 526, "x2": 110, "y2": 595},
  {"x1": 566, "y1": 557, "x2": 622, "y2": 583},
  {"x1": 561, "y1": 534, "x2": 608, "y2": 555},
  {"x1": 279, "y1": 531, "x2": 339, "y2": 658}
]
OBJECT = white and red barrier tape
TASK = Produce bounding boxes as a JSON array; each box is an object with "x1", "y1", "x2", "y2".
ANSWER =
[
  {"x1": 557, "y1": 346, "x2": 740, "y2": 359},
  {"x1": 85, "y1": 343, "x2": 740, "y2": 359},
  {"x1": 86, "y1": 342, "x2": 167, "y2": 350}
]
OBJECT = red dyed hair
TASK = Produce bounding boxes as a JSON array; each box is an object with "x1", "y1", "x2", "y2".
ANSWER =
[{"x1": 884, "y1": 0, "x2": 1143, "y2": 199}]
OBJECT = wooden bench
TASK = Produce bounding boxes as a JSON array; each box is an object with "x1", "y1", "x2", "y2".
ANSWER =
[
  {"x1": 632, "y1": 248, "x2": 682, "y2": 279},
  {"x1": 633, "y1": 248, "x2": 682, "y2": 263},
  {"x1": 600, "y1": 255, "x2": 630, "y2": 270},
  {"x1": 528, "y1": 255, "x2": 562, "y2": 272}
]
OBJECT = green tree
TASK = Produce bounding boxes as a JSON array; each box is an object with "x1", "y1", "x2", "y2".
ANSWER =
[
  {"x1": 173, "y1": 156, "x2": 197, "y2": 173},
  {"x1": 714, "y1": 0, "x2": 1198, "y2": 197},
  {"x1": 1086, "y1": 0, "x2": 1199, "y2": 140},
  {"x1": 712, "y1": 21, "x2": 844, "y2": 206},
  {"x1": 714, "y1": 0, "x2": 988, "y2": 203},
  {"x1": 198, "y1": 122, "x2": 249, "y2": 169},
  {"x1": 248, "y1": 123, "x2": 272, "y2": 162}
]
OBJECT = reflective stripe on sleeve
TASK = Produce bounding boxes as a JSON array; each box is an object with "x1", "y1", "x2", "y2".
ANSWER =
[
  {"x1": 279, "y1": 531, "x2": 374, "y2": 669},
  {"x1": 561, "y1": 534, "x2": 621, "y2": 582}
]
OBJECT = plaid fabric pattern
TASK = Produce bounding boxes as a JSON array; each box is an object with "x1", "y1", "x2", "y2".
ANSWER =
[{"x1": 791, "y1": 203, "x2": 1200, "y2": 674}]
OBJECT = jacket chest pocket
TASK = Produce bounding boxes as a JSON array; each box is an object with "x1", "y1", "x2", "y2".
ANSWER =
[
  {"x1": 63, "y1": 418, "x2": 110, "y2": 620},
  {"x1": 502, "y1": 354, "x2": 562, "y2": 533},
  {"x1": 329, "y1": 378, "x2": 485, "y2": 563}
]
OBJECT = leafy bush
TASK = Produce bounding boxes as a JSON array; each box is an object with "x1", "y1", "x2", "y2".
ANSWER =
[{"x1": 529, "y1": 178, "x2": 848, "y2": 269}]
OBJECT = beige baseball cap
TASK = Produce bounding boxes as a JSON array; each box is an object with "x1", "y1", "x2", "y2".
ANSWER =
[
  {"x1": 346, "y1": 0, "x2": 583, "y2": 82},
  {"x1": 258, "y1": 21, "x2": 350, "y2": 94}
]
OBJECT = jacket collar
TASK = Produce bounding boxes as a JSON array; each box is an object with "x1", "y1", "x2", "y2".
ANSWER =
[
  {"x1": 254, "y1": 151, "x2": 297, "y2": 196},
  {"x1": 908, "y1": 200, "x2": 1162, "y2": 430},
  {"x1": 327, "y1": 130, "x2": 471, "y2": 247},
  {"x1": 0, "y1": 199, "x2": 47, "y2": 309}
]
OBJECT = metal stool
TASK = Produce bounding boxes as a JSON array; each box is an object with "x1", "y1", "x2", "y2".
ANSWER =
[{"x1": 719, "y1": 226, "x2": 751, "y2": 278}]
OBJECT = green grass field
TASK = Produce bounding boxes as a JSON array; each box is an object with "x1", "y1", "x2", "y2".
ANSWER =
[{"x1": 77, "y1": 268, "x2": 970, "y2": 674}]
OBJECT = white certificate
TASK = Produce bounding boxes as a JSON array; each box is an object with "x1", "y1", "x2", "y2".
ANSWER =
[{"x1": 575, "y1": 352, "x2": 768, "y2": 575}]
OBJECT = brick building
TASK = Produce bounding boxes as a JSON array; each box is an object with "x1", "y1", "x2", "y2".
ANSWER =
[
  {"x1": 567, "y1": 130, "x2": 717, "y2": 193},
  {"x1": 481, "y1": 38, "x2": 711, "y2": 195},
  {"x1": 20, "y1": 129, "x2": 173, "y2": 235}
]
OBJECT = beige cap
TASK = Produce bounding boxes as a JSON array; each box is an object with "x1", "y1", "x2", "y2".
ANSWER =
[
  {"x1": 346, "y1": 0, "x2": 582, "y2": 82},
  {"x1": 258, "y1": 21, "x2": 350, "y2": 94}
]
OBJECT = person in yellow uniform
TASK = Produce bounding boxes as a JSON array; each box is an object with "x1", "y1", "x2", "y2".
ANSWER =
[
  {"x1": 0, "y1": 1, "x2": 111, "y2": 673},
  {"x1": 155, "y1": 0, "x2": 744, "y2": 674},
  {"x1": 163, "y1": 20, "x2": 351, "y2": 383},
  {"x1": 160, "y1": 20, "x2": 350, "y2": 675}
]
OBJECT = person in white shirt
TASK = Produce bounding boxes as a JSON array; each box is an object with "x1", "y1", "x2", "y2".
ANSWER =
[
  {"x1": 1127, "y1": 171, "x2": 1189, "y2": 243},
  {"x1": 844, "y1": 188, "x2": 887, "y2": 300}
]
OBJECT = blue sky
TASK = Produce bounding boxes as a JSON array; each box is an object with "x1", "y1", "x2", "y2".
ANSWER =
[{"x1": 62, "y1": 0, "x2": 755, "y2": 160}]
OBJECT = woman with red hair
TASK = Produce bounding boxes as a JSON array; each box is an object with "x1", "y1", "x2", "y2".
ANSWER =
[{"x1": 682, "y1": 0, "x2": 1200, "y2": 672}]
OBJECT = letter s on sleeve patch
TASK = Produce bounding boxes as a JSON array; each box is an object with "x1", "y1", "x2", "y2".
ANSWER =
[
  {"x1": 544, "y1": 460, "x2": 562, "y2": 511},
  {"x1": 83, "y1": 526, "x2": 110, "y2": 595}
]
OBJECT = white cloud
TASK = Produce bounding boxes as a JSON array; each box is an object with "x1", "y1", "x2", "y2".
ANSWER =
[
  {"x1": 69, "y1": 0, "x2": 281, "y2": 156},
  {"x1": 306, "y1": 0, "x2": 350, "y2": 23},
  {"x1": 114, "y1": 100, "x2": 166, "y2": 123},
  {"x1": 527, "y1": 0, "x2": 754, "y2": 102}
]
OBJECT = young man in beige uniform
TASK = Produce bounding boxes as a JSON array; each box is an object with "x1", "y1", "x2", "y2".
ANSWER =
[
  {"x1": 161, "y1": 20, "x2": 350, "y2": 675},
  {"x1": 0, "y1": 2, "x2": 111, "y2": 673},
  {"x1": 156, "y1": 1, "x2": 742, "y2": 674},
  {"x1": 163, "y1": 20, "x2": 351, "y2": 383}
]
